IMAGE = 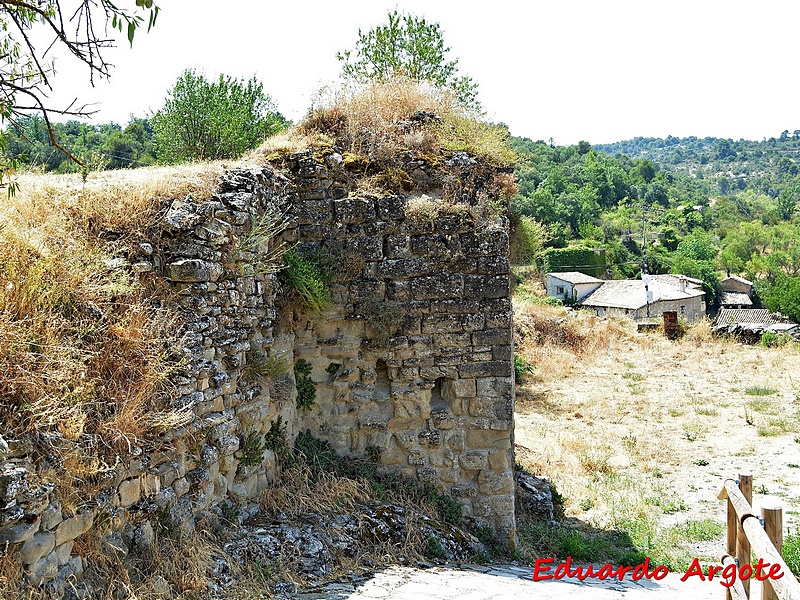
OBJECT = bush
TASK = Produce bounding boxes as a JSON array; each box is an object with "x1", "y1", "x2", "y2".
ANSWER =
[
  {"x1": 153, "y1": 69, "x2": 287, "y2": 163},
  {"x1": 294, "y1": 359, "x2": 316, "y2": 410},
  {"x1": 280, "y1": 250, "x2": 331, "y2": 314}
]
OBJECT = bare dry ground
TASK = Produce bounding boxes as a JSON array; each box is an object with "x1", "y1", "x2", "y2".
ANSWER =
[{"x1": 513, "y1": 300, "x2": 800, "y2": 565}]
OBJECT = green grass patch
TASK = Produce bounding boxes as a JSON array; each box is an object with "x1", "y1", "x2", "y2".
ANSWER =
[
  {"x1": 745, "y1": 386, "x2": 778, "y2": 397},
  {"x1": 622, "y1": 372, "x2": 645, "y2": 381},
  {"x1": 748, "y1": 397, "x2": 779, "y2": 414},
  {"x1": 784, "y1": 532, "x2": 800, "y2": 577}
]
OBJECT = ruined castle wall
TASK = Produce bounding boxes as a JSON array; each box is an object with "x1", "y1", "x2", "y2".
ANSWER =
[{"x1": 0, "y1": 151, "x2": 516, "y2": 589}]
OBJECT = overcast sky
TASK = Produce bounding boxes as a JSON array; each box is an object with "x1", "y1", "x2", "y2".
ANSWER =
[{"x1": 40, "y1": 0, "x2": 800, "y2": 146}]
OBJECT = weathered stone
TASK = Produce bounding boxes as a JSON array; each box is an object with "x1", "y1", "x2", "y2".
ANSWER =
[
  {"x1": 410, "y1": 274, "x2": 464, "y2": 300},
  {"x1": 118, "y1": 478, "x2": 141, "y2": 508},
  {"x1": 460, "y1": 450, "x2": 489, "y2": 471},
  {"x1": 0, "y1": 466, "x2": 27, "y2": 501},
  {"x1": 19, "y1": 531, "x2": 55, "y2": 565},
  {"x1": 384, "y1": 235, "x2": 411, "y2": 258},
  {"x1": 293, "y1": 200, "x2": 334, "y2": 224},
  {"x1": 172, "y1": 477, "x2": 191, "y2": 498},
  {"x1": 464, "y1": 274, "x2": 509, "y2": 299},
  {"x1": 334, "y1": 198, "x2": 376, "y2": 223},
  {"x1": 54, "y1": 540, "x2": 74, "y2": 565},
  {"x1": 458, "y1": 361, "x2": 512, "y2": 378},
  {"x1": 375, "y1": 195, "x2": 406, "y2": 219},
  {"x1": 164, "y1": 196, "x2": 204, "y2": 231},
  {"x1": 488, "y1": 450, "x2": 510, "y2": 471},
  {"x1": 39, "y1": 501, "x2": 62, "y2": 531},
  {"x1": 477, "y1": 255, "x2": 510, "y2": 274},
  {"x1": 0, "y1": 519, "x2": 39, "y2": 545},
  {"x1": 460, "y1": 230, "x2": 509, "y2": 257},
  {"x1": 54, "y1": 510, "x2": 93, "y2": 545},
  {"x1": 472, "y1": 328, "x2": 511, "y2": 347},
  {"x1": 27, "y1": 552, "x2": 59, "y2": 586},
  {"x1": 477, "y1": 470, "x2": 514, "y2": 495},
  {"x1": 476, "y1": 377, "x2": 514, "y2": 398},
  {"x1": 377, "y1": 258, "x2": 431, "y2": 279},
  {"x1": 165, "y1": 259, "x2": 223, "y2": 283}
]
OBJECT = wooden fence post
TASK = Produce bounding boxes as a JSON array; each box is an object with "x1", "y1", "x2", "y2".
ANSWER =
[
  {"x1": 762, "y1": 505, "x2": 783, "y2": 600},
  {"x1": 726, "y1": 495, "x2": 738, "y2": 600},
  {"x1": 737, "y1": 474, "x2": 752, "y2": 598}
]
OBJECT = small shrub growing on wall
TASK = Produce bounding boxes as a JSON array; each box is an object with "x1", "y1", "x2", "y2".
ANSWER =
[
  {"x1": 237, "y1": 430, "x2": 268, "y2": 468},
  {"x1": 280, "y1": 250, "x2": 331, "y2": 314},
  {"x1": 294, "y1": 359, "x2": 316, "y2": 409}
]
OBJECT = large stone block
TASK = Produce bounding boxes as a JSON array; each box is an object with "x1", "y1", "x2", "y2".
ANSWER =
[
  {"x1": 410, "y1": 273, "x2": 464, "y2": 300},
  {"x1": 165, "y1": 259, "x2": 223, "y2": 283},
  {"x1": 460, "y1": 230, "x2": 509, "y2": 257},
  {"x1": 477, "y1": 256, "x2": 510, "y2": 275},
  {"x1": 429, "y1": 299, "x2": 482, "y2": 314},
  {"x1": 443, "y1": 378, "x2": 476, "y2": 399},
  {"x1": 460, "y1": 450, "x2": 489, "y2": 471},
  {"x1": 468, "y1": 396, "x2": 497, "y2": 418},
  {"x1": 377, "y1": 258, "x2": 431, "y2": 279},
  {"x1": 54, "y1": 510, "x2": 93, "y2": 546},
  {"x1": 410, "y1": 234, "x2": 460, "y2": 260},
  {"x1": 384, "y1": 235, "x2": 411, "y2": 259},
  {"x1": 375, "y1": 195, "x2": 406, "y2": 220},
  {"x1": 344, "y1": 236, "x2": 383, "y2": 260},
  {"x1": 464, "y1": 275, "x2": 510, "y2": 299},
  {"x1": 472, "y1": 328, "x2": 512, "y2": 347},
  {"x1": 19, "y1": 531, "x2": 55, "y2": 565},
  {"x1": 458, "y1": 361, "x2": 512, "y2": 378},
  {"x1": 476, "y1": 377, "x2": 514, "y2": 398},
  {"x1": 421, "y1": 315, "x2": 461, "y2": 334},
  {"x1": 334, "y1": 198, "x2": 376, "y2": 223},
  {"x1": 477, "y1": 470, "x2": 514, "y2": 495}
]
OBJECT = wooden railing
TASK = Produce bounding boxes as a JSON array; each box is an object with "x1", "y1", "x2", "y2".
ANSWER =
[{"x1": 718, "y1": 474, "x2": 800, "y2": 600}]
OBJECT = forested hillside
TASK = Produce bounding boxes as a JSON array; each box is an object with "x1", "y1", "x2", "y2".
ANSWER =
[{"x1": 510, "y1": 135, "x2": 800, "y2": 321}]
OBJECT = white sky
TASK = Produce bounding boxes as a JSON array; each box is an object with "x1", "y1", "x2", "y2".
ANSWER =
[{"x1": 39, "y1": 0, "x2": 800, "y2": 146}]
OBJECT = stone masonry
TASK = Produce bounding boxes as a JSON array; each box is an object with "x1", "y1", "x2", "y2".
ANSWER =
[{"x1": 0, "y1": 148, "x2": 516, "y2": 590}]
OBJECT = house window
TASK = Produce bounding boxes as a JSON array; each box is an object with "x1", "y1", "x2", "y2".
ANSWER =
[
  {"x1": 556, "y1": 285, "x2": 565, "y2": 296},
  {"x1": 680, "y1": 305, "x2": 685, "y2": 316}
]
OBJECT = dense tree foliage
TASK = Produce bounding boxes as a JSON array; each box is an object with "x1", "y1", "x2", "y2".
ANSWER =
[
  {"x1": 6, "y1": 115, "x2": 155, "y2": 172},
  {"x1": 511, "y1": 133, "x2": 800, "y2": 313},
  {"x1": 337, "y1": 10, "x2": 479, "y2": 110},
  {"x1": 152, "y1": 69, "x2": 288, "y2": 163}
]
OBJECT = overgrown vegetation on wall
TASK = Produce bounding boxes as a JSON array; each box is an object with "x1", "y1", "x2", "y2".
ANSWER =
[{"x1": 0, "y1": 165, "x2": 223, "y2": 450}]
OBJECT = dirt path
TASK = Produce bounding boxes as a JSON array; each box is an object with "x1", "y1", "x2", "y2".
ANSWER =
[{"x1": 301, "y1": 563, "x2": 732, "y2": 599}]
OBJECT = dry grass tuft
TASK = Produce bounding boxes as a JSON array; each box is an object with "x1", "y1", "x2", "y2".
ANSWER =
[
  {"x1": 514, "y1": 301, "x2": 637, "y2": 380},
  {"x1": 680, "y1": 317, "x2": 714, "y2": 347},
  {"x1": 260, "y1": 465, "x2": 375, "y2": 516},
  {"x1": 0, "y1": 546, "x2": 24, "y2": 600},
  {"x1": 288, "y1": 77, "x2": 515, "y2": 184},
  {"x1": 0, "y1": 165, "x2": 199, "y2": 505},
  {"x1": 7, "y1": 163, "x2": 225, "y2": 241}
]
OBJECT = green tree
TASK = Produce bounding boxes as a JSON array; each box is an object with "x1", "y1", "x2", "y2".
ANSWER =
[
  {"x1": 337, "y1": 10, "x2": 479, "y2": 110},
  {"x1": 758, "y1": 274, "x2": 800, "y2": 322},
  {"x1": 152, "y1": 69, "x2": 288, "y2": 163},
  {"x1": 0, "y1": 1, "x2": 159, "y2": 188}
]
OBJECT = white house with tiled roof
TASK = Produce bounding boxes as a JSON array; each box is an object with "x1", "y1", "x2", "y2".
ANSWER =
[
  {"x1": 546, "y1": 272, "x2": 706, "y2": 323},
  {"x1": 545, "y1": 271, "x2": 604, "y2": 303}
]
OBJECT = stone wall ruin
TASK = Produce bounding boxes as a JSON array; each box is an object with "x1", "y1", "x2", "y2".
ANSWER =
[{"x1": 0, "y1": 149, "x2": 516, "y2": 589}]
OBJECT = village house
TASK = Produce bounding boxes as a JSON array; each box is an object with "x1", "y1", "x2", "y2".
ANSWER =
[
  {"x1": 545, "y1": 271, "x2": 604, "y2": 303},
  {"x1": 713, "y1": 308, "x2": 798, "y2": 341},
  {"x1": 720, "y1": 275, "x2": 754, "y2": 308},
  {"x1": 545, "y1": 272, "x2": 706, "y2": 323}
]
